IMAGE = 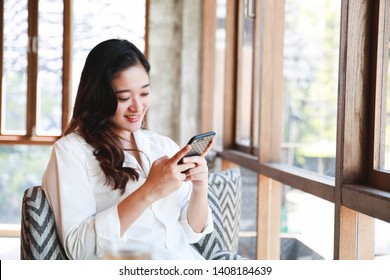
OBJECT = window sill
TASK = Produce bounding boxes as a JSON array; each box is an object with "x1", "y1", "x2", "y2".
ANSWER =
[
  {"x1": 0, "y1": 135, "x2": 59, "y2": 145},
  {"x1": 219, "y1": 149, "x2": 335, "y2": 202},
  {"x1": 343, "y1": 185, "x2": 390, "y2": 223},
  {"x1": 0, "y1": 224, "x2": 21, "y2": 237}
]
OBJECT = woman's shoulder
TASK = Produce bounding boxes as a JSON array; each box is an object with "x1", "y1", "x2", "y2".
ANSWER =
[{"x1": 54, "y1": 132, "x2": 90, "y2": 152}]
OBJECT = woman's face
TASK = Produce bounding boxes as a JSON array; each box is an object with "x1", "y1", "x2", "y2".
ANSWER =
[{"x1": 111, "y1": 65, "x2": 151, "y2": 138}]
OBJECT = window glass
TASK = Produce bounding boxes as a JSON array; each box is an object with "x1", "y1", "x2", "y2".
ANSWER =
[
  {"x1": 213, "y1": 0, "x2": 227, "y2": 151},
  {"x1": 281, "y1": 0, "x2": 341, "y2": 177},
  {"x1": 235, "y1": 0, "x2": 254, "y2": 147},
  {"x1": 375, "y1": 219, "x2": 390, "y2": 259},
  {"x1": 0, "y1": 145, "x2": 52, "y2": 224},
  {"x1": 379, "y1": 0, "x2": 390, "y2": 170},
  {"x1": 238, "y1": 167, "x2": 258, "y2": 259},
  {"x1": 281, "y1": 186, "x2": 334, "y2": 259},
  {"x1": 71, "y1": 0, "x2": 146, "y2": 108},
  {"x1": 2, "y1": 0, "x2": 28, "y2": 134},
  {"x1": 36, "y1": 0, "x2": 64, "y2": 136}
]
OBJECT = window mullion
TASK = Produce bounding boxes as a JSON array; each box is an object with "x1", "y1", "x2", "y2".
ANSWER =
[
  {"x1": 26, "y1": 0, "x2": 38, "y2": 137},
  {"x1": 62, "y1": 0, "x2": 71, "y2": 134}
]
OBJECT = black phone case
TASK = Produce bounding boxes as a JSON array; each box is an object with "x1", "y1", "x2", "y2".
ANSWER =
[{"x1": 179, "y1": 131, "x2": 216, "y2": 163}]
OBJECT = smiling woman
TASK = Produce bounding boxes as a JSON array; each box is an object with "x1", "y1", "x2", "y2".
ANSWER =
[{"x1": 40, "y1": 39, "x2": 215, "y2": 260}]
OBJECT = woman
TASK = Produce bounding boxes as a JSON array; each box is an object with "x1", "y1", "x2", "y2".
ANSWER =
[{"x1": 42, "y1": 39, "x2": 214, "y2": 259}]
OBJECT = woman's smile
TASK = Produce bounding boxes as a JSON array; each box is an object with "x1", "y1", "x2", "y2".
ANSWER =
[{"x1": 125, "y1": 114, "x2": 141, "y2": 122}]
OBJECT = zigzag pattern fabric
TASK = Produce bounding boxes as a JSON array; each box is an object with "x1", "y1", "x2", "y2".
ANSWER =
[
  {"x1": 192, "y1": 185, "x2": 228, "y2": 258},
  {"x1": 192, "y1": 168, "x2": 243, "y2": 260},
  {"x1": 20, "y1": 186, "x2": 68, "y2": 260},
  {"x1": 208, "y1": 251, "x2": 241, "y2": 260},
  {"x1": 208, "y1": 168, "x2": 242, "y2": 253}
]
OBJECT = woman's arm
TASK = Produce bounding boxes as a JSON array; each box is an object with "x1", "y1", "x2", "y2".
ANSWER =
[
  {"x1": 181, "y1": 140, "x2": 214, "y2": 232},
  {"x1": 187, "y1": 180, "x2": 209, "y2": 233},
  {"x1": 42, "y1": 138, "x2": 104, "y2": 259}
]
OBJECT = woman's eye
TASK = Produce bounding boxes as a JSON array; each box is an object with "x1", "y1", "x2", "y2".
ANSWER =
[
  {"x1": 141, "y1": 92, "x2": 149, "y2": 97},
  {"x1": 117, "y1": 97, "x2": 129, "y2": 102}
]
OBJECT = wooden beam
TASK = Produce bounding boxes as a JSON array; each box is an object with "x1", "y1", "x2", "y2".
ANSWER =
[
  {"x1": 257, "y1": 175, "x2": 281, "y2": 259},
  {"x1": 62, "y1": 0, "x2": 71, "y2": 133},
  {"x1": 256, "y1": 0, "x2": 285, "y2": 260},
  {"x1": 200, "y1": 0, "x2": 216, "y2": 133},
  {"x1": 335, "y1": 0, "x2": 375, "y2": 260},
  {"x1": 339, "y1": 206, "x2": 375, "y2": 259},
  {"x1": 222, "y1": 0, "x2": 238, "y2": 148},
  {"x1": 26, "y1": 0, "x2": 39, "y2": 137}
]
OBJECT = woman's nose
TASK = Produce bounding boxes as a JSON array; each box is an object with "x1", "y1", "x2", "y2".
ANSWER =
[{"x1": 129, "y1": 97, "x2": 141, "y2": 111}]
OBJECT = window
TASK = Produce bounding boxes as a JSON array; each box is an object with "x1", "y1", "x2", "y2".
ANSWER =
[
  {"x1": 2, "y1": 0, "x2": 29, "y2": 136},
  {"x1": 0, "y1": 0, "x2": 147, "y2": 225},
  {"x1": 281, "y1": 186, "x2": 334, "y2": 259},
  {"x1": 202, "y1": 0, "x2": 390, "y2": 259},
  {"x1": 0, "y1": 145, "x2": 52, "y2": 223},
  {"x1": 277, "y1": 0, "x2": 340, "y2": 260},
  {"x1": 71, "y1": 0, "x2": 146, "y2": 104},
  {"x1": 281, "y1": 0, "x2": 340, "y2": 177},
  {"x1": 377, "y1": 0, "x2": 390, "y2": 171},
  {"x1": 37, "y1": 0, "x2": 64, "y2": 136},
  {"x1": 235, "y1": 0, "x2": 256, "y2": 151},
  {"x1": 1, "y1": 0, "x2": 65, "y2": 142},
  {"x1": 373, "y1": 0, "x2": 390, "y2": 176},
  {"x1": 213, "y1": 0, "x2": 227, "y2": 150}
]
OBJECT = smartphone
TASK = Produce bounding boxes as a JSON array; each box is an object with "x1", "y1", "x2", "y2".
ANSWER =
[{"x1": 179, "y1": 131, "x2": 216, "y2": 164}]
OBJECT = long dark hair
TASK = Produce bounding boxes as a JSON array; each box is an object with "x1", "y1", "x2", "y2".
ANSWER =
[{"x1": 65, "y1": 39, "x2": 151, "y2": 194}]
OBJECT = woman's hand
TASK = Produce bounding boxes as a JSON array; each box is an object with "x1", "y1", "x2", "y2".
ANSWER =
[
  {"x1": 119, "y1": 140, "x2": 214, "y2": 235},
  {"x1": 142, "y1": 145, "x2": 196, "y2": 203},
  {"x1": 118, "y1": 145, "x2": 196, "y2": 235},
  {"x1": 180, "y1": 139, "x2": 214, "y2": 190}
]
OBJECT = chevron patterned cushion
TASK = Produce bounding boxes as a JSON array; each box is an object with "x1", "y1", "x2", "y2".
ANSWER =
[
  {"x1": 193, "y1": 168, "x2": 243, "y2": 260},
  {"x1": 192, "y1": 184, "x2": 228, "y2": 258},
  {"x1": 20, "y1": 186, "x2": 68, "y2": 260},
  {"x1": 208, "y1": 168, "x2": 242, "y2": 252}
]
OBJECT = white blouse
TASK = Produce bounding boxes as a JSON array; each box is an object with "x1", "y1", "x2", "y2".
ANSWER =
[{"x1": 41, "y1": 129, "x2": 214, "y2": 260}]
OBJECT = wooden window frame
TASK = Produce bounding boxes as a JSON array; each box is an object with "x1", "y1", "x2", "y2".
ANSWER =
[
  {"x1": 201, "y1": 0, "x2": 390, "y2": 260},
  {"x1": 0, "y1": 0, "x2": 71, "y2": 146}
]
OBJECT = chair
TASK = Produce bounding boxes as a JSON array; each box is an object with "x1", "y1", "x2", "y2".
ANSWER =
[
  {"x1": 193, "y1": 168, "x2": 243, "y2": 259},
  {"x1": 20, "y1": 186, "x2": 67, "y2": 259},
  {"x1": 20, "y1": 168, "x2": 243, "y2": 260}
]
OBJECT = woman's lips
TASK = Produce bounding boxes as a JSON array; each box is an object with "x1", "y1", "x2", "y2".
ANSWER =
[{"x1": 125, "y1": 114, "x2": 141, "y2": 122}]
